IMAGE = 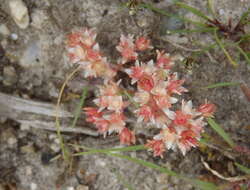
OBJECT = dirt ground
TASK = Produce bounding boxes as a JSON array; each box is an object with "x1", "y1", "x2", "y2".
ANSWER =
[{"x1": 0, "y1": 0, "x2": 249, "y2": 190}]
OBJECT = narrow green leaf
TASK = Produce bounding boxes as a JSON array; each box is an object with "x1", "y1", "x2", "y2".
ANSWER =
[
  {"x1": 213, "y1": 30, "x2": 238, "y2": 67},
  {"x1": 176, "y1": 2, "x2": 212, "y2": 21},
  {"x1": 235, "y1": 163, "x2": 250, "y2": 174},
  {"x1": 236, "y1": 34, "x2": 250, "y2": 44},
  {"x1": 207, "y1": 118, "x2": 236, "y2": 148},
  {"x1": 203, "y1": 82, "x2": 240, "y2": 89},
  {"x1": 71, "y1": 87, "x2": 88, "y2": 128},
  {"x1": 123, "y1": 90, "x2": 140, "y2": 108},
  {"x1": 106, "y1": 153, "x2": 218, "y2": 190},
  {"x1": 239, "y1": 8, "x2": 250, "y2": 25},
  {"x1": 73, "y1": 145, "x2": 146, "y2": 156},
  {"x1": 107, "y1": 152, "x2": 181, "y2": 177},
  {"x1": 73, "y1": 145, "x2": 218, "y2": 190},
  {"x1": 207, "y1": 0, "x2": 216, "y2": 18},
  {"x1": 236, "y1": 45, "x2": 250, "y2": 65},
  {"x1": 139, "y1": 3, "x2": 207, "y2": 27}
]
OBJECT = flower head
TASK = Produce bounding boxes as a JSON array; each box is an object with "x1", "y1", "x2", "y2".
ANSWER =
[
  {"x1": 145, "y1": 139, "x2": 165, "y2": 157},
  {"x1": 156, "y1": 50, "x2": 174, "y2": 70},
  {"x1": 116, "y1": 34, "x2": 137, "y2": 64},
  {"x1": 135, "y1": 36, "x2": 152, "y2": 51},
  {"x1": 70, "y1": 28, "x2": 216, "y2": 157},
  {"x1": 198, "y1": 101, "x2": 216, "y2": 117},
  {"x1": 119, "y1": 128, "x2": 136, "y2": 145}
]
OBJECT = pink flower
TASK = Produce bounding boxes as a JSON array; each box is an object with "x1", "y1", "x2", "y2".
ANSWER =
[
  {"x1": 134, "y1": 90, "x2": 150, "y2": 105},
  {"x1": 80, "y1": 28, "x2": 97, "y2": 48},
  {"x1": 156, "y1": 50, "x2": 174, "y2": 70},
  {"x1": 174, "y1": 110, "x2": 191, "y2": 125},
  {"x1": 119, "y1": 128, "x2": 136, "y2": 145},
  {"x1": 95, "y1": 119, "x2": 109, "y2": 134},
  {"x1": 67, "y1": 32, "x2": 83, "y2": 47},
  {"x1": 135, "y1": 36, "x2": 151, "y2": 51},
  {"x1": 67, "y1": 28, "x2": 97, "y2": 48},
  {"x1": 166, "y1": 73, "x2": 187, "y2": 95},
  {"x1": 84, "y1": 107, "x2": 103, "y2": 123},
  {"x1": 94, "y1": 81, "x2": 124, "y2": 112},
  {"x1": 198, "y1": 102, "x2": 216, "y2": 117},
  {"x1": 145, "y1": 139, "x2": 165, "y2": 157},
  {"x1": 158, "y1": 128, "x2": 178, "y2": 150},
  {"x1": 138, "y1": 73, "x2": 154, "y2": 92},
  {"x1": 125, "y1": 61, "x2": 144, "y2": 84},
  {"x1": 68, "y1": 46, "x2": 87, "y2": 63},
  {"x1": 67, "y1": 29, "x2": 216, "y2": 158},
  {"x1": 178, "y1": 130, "x2": 198, "y2": 155},
  {"x1": 136, "y1": 105, "x2": 153, "y2": 122},
  {"x1": 104, "y1": 113, "x2": 126, "y2": 134},
  {"x1": 86, "y1": 47, "x2": 102, "y2": 62},
  {"x1": 116, "y1": 34, "x2": 137, "y2": 64}
]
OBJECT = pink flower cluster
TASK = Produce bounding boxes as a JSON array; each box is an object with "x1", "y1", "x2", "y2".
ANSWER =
[
  {"x1": 67, "y1": 28, "x2": 116, "y2": 80},
  {"x1": 66, "y1": 28, "x2": 216, "y2": 157}
]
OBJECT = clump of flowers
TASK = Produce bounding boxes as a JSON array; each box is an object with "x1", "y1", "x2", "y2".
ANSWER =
[{"x1": 66, "y1": 28, "x2": 216, "y2": 157}]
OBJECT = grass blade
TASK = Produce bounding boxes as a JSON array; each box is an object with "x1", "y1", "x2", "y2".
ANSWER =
[
  {"x1": 213, "y1": 30, "x2": 238, "y2": 67},
  {"x1": 207, "y1": 118, "x2": 236, "y2": 148},
  {"x1": 73, "y1": 145, "x2": 146, "y2": 156},
  {"x1": 207, "y1": 0, "x2": 216, "y2": 18},
  {"x1": 235, "y1": 163, "x2": 250, "y2": 174},
  {"x1": 239, "y1": 8, "x2": 250, "y2": 25},
  {"x1": 236, "y1": 45, "x2": 250, "y2": 65},
  {"x1": 176, "y1": 2, "x2": 212, "y2": 21},
  {"x1": 122, "y1": 90, "x2": 140, "y2": 108},
  {"x1": 71, "y1": 87, "x2": 88, "y2": 128},
  {"x1": 106, "y1": 152, "x2": 218, "y2": 190},
  {"x1": 107, "y1": 152, "x2": 181, "y2": 177},
  {"x1": 73, "y1": 145, "x2": 218, "y2": 190},
  {"x1": 203, "y1": 82, "x2": 240, "y2": 89}
]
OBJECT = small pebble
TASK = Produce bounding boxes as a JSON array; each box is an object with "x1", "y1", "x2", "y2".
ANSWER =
[
  {"x1": 30, "y1": 183, "x2": 37, "y2": 190},
  {"x1": 76, "y1": 185, "x2": 89, "y2": 190},
  {"x1": 20, "y1": 144, "x2": 35, "y2": 154},
  {"x1": 8, "y1": 137, "x2": 17, "y2": 145},
  {"x1": 9, "y1": 0, "x2": 30, "y2": 29},
  {"x1": 31, "y1": 10, "x2": 48, "y2": 29},
  {"x1": 50, "y1": 143, "x2": 60, "y2": 152},
  {"x1": 20, "y1": 123, "x2": 30, "y2": 130},
  {"x1": 96, "y1": 159, "x2": 106, "y2": 167},
  {"x1": 0, "y1": 24, "x2": 10, "y2": 36},
  {"x1": 54, "y1": 138, "x2": 60, "y2": 144},
  {"x1": 48, "y1": 133, "x2": 57, "y2": 140},
  {"x1": 219, "y1": 9, "x2": 225, "y2": 16},
  {"x1": 25, "y1": 166, "x2": 33, "y2": 175},
  {"x1": 3, "y1": 66, "x2": 17, "y2": 86},
  {"x1": 10, "y1": 33, "x2": 18, "y2": 40}
]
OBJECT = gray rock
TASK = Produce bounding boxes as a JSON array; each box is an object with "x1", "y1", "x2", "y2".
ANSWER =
[
  {"x1": 3, "y1": 66, "x2": 17, "y2": 86},
  {"x1": 9, "y1": 0, "x2": 30, "y2": 29},
  {"x1": 0, "y1": 24, "x2": 10, "y2": 37},
  {"x1": 20, "y1": 41, "x2": 42, "y2": 67},
  {"x1": 160, "y1": 16, "x2": 184, "y2": 35}
]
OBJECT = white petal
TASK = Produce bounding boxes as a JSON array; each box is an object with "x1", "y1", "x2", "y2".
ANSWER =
[
  {"x1": 169, "y1": 97, "x2": 178, "y2": 104},
  {"x1": 137, "y1": 115, "x2": 144, "y2": 123},
  {"x1": 163, "y1": 109, "x2": 176, "y2": 120},
  {"x1": 135, "y1": 60, "x2": 140, "y2": 67},
  {"x1": 93, "y1": 43, "x2": 100, "y2": 51},
  {"x1": 124, "y1": 69, "x2": 132, "y2": 75}
]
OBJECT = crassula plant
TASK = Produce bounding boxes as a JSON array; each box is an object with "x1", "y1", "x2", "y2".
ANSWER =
[{"x1": 66, "y1": 28, "x2": 216, "y2": 157}]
